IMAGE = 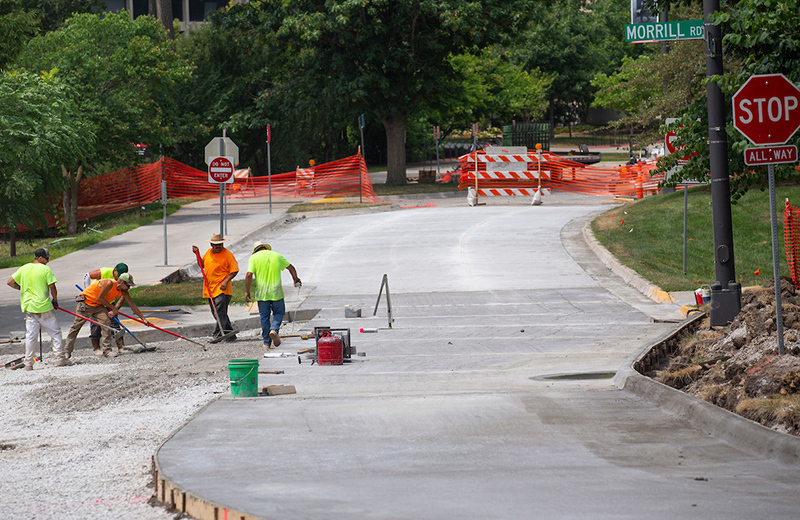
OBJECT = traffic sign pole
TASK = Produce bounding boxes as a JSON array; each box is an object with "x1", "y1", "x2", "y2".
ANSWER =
[
  {"x1": 267, "y1": 124, "x2": 272, "y2": 215},
  {"x1": 768, "y1": 163, "x2": 785, "y2": 355}
]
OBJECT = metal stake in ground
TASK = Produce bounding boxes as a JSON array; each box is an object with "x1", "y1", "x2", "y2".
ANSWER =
[{"x1": 193, "y1": 249, "x2": 239, "y2": 343}]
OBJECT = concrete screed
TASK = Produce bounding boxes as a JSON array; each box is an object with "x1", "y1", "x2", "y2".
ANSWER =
[{"x1": 1, "y1": 191, "x2": 798, "y2": 519}]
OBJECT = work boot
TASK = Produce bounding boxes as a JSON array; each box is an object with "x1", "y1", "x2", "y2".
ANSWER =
[
  {"x1": 269, "y1": 330, "x2": 281, "y2": 347},
  {"x1": 24, "y1": 364, "x2": 33, "y2": 371},
  {"x1": 92, "y1": 338, "x2": 103, "y2": 357},
  {"x1": 116, "y1": 338, "x2": 129, "y2": 355},
  {"x1": 56, "y1": 358, "x2": 73, "y2": 367}
]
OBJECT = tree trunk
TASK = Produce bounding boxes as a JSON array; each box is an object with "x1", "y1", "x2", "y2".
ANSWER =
[
  {"x1": 9, "y1": 230, "x2": 16, "y2": 257},
  {"x1": 383, "y1": 113, "x2": 408, "y2": 186},
  {"x1": 61, "y1": 164, "x2": 83, "y2": 236},
  {"x1": 548, "y1": 95, "x2": 555, "y2": 143},
  {"x1": 156, "y1": 0, "x2": 174, "y2": 39}
]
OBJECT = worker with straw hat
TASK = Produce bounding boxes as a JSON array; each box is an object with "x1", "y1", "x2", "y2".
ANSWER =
[
  {"x1": 245, "y1": 241, "x2": 301, "y2": 349},
  {"x1": 192, "y1": 233, "x2": 239, "y2": 342}
]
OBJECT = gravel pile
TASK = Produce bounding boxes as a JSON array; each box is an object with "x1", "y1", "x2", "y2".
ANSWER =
[{"x1": 1, "y1": 333, "x2": 264, "y2": 519}]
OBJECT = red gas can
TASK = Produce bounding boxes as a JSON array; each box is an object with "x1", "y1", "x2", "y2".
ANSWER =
[{"x1": 317, "y1": 331, "x2": 343, "y2": 365}]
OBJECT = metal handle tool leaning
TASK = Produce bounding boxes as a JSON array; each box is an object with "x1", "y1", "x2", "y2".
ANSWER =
[
  {"x1": 55, "y1": 306, "x2": 123, "y2": 340},
  {"x1": 194, "y1": 249, "x2": 238, "y2": 343},
  {"x1": 116, "y1": 310, "x2": 207, "y2": 349},
  {"x1": 111, "y1": 316, "x2": 153, "y2": 352}
]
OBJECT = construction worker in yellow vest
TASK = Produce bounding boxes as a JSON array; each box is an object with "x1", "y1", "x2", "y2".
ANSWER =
[
  {"x1": 82, "y1": 263, "x2": 128, "y2": 354},
  {"x1": 65, "y1": 273, "x2": 150, "y2": 357}
]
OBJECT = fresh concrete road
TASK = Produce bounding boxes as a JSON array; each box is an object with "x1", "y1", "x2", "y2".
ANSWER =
[{"x1": 157, "y1": 201, "x2": 800, "y2": 519}]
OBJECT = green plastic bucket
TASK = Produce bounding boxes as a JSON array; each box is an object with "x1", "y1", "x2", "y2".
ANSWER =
[{"x1": 228, "y1": 359, "x2": 259, "y2": 398}]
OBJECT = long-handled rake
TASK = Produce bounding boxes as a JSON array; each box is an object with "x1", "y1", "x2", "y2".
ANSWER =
[
  {"x1": 116, "y1": 310, "x2": 207, "y2": 350},
  {"x1": 194, "y1": 250, "x2": 239, "y2": 344}
]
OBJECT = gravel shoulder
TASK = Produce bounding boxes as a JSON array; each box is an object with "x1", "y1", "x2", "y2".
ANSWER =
[{"x1": 1, "y1": 332, "x2": 266, "y2": 519}]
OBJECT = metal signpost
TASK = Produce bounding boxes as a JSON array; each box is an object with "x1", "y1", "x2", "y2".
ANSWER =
[
  {"x1": 434, "y1": 126, "x2": 441, "y2": 178},
  {"x1": 267, "y1": 124, "x2": 272, "y2": 214},
  {"x1": 359, "y1": 114, "x2": 365, "y2": 203},
  {"x1": 733, "y1": 73, "x2": 800, "y2": 355},
  {"x1": 205, "y1": 135, "x2": 239, "y2": 235},
  {"x1": 161, "y1": 180, "x2": 168, "y2": 266}
]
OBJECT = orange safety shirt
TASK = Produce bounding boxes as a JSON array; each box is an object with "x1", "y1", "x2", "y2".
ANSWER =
[
  {"x1": 82, "y1": 279, "x2": 123, "y2": 307},
  {"x1": 202, "y1": 247, "x2": 239, "y2": 298}
]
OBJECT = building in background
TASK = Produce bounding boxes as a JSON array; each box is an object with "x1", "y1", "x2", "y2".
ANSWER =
[{"x1": 105, "y1": 0, "x2": 229, "y2": 33}]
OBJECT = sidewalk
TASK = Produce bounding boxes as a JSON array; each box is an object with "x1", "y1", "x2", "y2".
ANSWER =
[{"x1": 0, "y1": 196, "x2": 294, "y2": 351}]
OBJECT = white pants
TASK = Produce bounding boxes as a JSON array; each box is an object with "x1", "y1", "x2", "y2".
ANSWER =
[
  {"x1": 83, "y1": 272, "x2": 92, "y2": 289},
  {"x1": 25, "y1": 310, "x2": 65, "y2": 366}
]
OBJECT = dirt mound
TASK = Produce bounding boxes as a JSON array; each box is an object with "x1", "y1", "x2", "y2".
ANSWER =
[{"x1": 655, "y1": 278, "x2": 800, "y2": 436}]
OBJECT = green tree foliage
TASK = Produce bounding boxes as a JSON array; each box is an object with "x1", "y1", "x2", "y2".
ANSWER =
[
  {"x1": 278, "y1": 0, "x2": 535, "y2": 185},
  {"x1": 18, "y1": 12, "x2": 192, "y2": 235},
  {"x1": 591, "y1": 36, "x2": 706, "y2": 142},
  {"x1": 654, "y1": 0, "x2": 800, "y2": 198},
  {"x1": 0, "y1": 70, "x2": 93, "y2": 254},
  {"x1": 0, "y1": 2, "x2": 39, "y2": 70},
  {"x1": 174, "y1": 1, "x2": 353, "y2": 175},
  {"x1": 519, "y1": 0, "x2": 636, "y2": 135}
]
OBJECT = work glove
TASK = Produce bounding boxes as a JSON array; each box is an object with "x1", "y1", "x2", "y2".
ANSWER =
[
  {"x1": 294, "y1": 280, "x2": 302, "y2": 288},
  {"x1": 51, "y1": 299, "x2": 58, "y2": 309}
]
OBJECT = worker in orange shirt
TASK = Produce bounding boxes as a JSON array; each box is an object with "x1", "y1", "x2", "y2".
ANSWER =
[{"x1": 192, "y1": 233, "x2": 239, "y2": 341}]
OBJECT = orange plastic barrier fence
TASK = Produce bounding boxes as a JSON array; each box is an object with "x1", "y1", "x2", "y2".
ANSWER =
[
  {"x1": 458, "y1": 150, "x2": 664, "y2": 198},
  {"x1": 2, "y1": 154, "x2": 381, "y2": 233},
  {"x1": 784, "y1": 200, "x2": 800, "y2": 290}
]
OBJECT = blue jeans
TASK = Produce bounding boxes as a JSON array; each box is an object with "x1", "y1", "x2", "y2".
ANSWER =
[{"x1": 257, "y1": 299, "x2": 285, "y2": 345}]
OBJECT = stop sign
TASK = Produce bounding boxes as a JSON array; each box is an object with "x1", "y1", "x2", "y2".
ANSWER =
[
  {"x1": 208, "y1": 156, "x2": 235, "y2": 184},
  {"x1": 732, "y1": 73, "x2": 800, "y2": 146}
]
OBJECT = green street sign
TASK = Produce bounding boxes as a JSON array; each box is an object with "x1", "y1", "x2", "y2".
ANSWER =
[{"x1": 625, "y1": 19, "x2": 704, "y2": 43}]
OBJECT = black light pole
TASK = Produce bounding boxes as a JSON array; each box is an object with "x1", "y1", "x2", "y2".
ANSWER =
[{"x1": 704, "y1": 0, "x2": 741, "y2": 326}]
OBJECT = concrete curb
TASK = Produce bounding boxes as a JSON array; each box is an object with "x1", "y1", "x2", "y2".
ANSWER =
[
  {"x1": 613, "y1": 314, "x2": 800, "y2": 465},
  {"x1": 582, "y1": 222, "x2": 675, "y2": 303}
]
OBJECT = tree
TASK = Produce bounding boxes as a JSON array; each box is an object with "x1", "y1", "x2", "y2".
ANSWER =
[
  {"x1": 149, "y1": 0, "x2": 174, "y2": 39},
  {"x1": 0, "y1": 70, "x2": 93, "y2": 254},
  {"x1": 0, "y1": 2, "x2": 38, "y2": 71},
  {"x1": 519, "y1": 0, "x2": 637, "y2": 138},
  {"x1": 18, "y1": 12, "x2": 192, "y2": 234},
  {"x1": 280, "y1": 0, "x2": 535, "y2": 185},
  {"x1": 652, "y1": 0, "x2": 800, "y2": 198}
]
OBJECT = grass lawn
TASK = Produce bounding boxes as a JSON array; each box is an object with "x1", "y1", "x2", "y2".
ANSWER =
[
  {"x1": 129, "y1": 280, "x2": 247, "y2": 307},
  {"x1": 591, "y1": 184, "x2": 800, "y2": 292}
]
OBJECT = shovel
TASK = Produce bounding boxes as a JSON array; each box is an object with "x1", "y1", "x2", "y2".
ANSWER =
[{"x1": 194, "y1": 249, "x2": 239, "y2": 344}]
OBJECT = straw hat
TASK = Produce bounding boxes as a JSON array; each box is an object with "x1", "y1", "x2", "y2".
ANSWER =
[
  {"x1": 208, "y1": 233, "x2": 226, "y2": 245},
  {"x1": 252, "y1": 241, "x2": 271, "y2": 253}
]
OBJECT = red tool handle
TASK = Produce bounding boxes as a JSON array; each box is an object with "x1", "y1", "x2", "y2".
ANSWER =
[
  {"x1": 194, "y1": 249, "x2": 223, "y2": 327},
  {"x1": 116, "y1": 310, "x2": 206, "y2": 348},
  {"x1": 55, "y1": 305, "x2": 116, "y2": 331}
]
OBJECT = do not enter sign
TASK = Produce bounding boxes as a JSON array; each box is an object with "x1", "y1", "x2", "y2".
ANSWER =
[
  {"x1": 732, "y1": 74, "x2": 800, "y2": 146},
  {"x1": 208, "y1": 156, "x2": 235, "y2": 184}
]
